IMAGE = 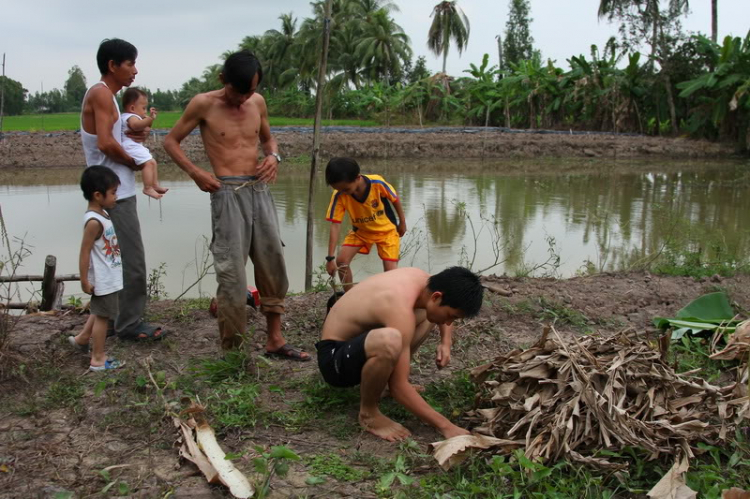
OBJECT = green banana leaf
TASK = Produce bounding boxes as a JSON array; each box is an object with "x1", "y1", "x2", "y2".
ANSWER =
[{"x1": 653, "y1": 292, "x2": 740, "y2": 340}]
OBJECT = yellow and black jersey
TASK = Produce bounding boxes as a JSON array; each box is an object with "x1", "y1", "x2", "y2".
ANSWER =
[{"x1": 325, "y1": 174, "x2": 399, "y2": 235}]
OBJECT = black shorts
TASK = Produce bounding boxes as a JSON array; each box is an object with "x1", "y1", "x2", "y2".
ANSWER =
[{"x1": 315, "y1": 332, "x2": 369, "y2": 388}]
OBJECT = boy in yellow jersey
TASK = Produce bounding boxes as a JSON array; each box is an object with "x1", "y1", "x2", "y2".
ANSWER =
[{"x1": 325, "y1": 157, "x2": 406, "y2": 291}]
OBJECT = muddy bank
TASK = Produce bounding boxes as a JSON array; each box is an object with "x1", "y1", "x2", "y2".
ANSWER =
[
  {"x1": 1, "y1": 271, "x2": 748, "y2": 497},
  {"x1": 0, "y1": 127, "x2": 739, "y2": 168}
]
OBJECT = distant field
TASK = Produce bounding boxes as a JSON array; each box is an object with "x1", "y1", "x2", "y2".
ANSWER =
[{"x1": 1, "y1": 112, "x2": 378, "y2": 132}]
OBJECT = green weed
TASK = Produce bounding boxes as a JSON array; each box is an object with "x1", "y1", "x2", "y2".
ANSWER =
[
  {"x1": 191, "y1": 347, "x2": 252, "y2": 384},
  {"x1": 536, "y1": 296, "x2": 590, "y2": 329},
  {"x1": 422, "y1": 371, "x2": 476, "y2": 419},
  {"x1": 306, "y1": 453, "x2": 369, "y2": 482},
  {"x1": 46, "y1": 374, "x2": 85, "y2": 409},
  {"x1": 208, "y1": 383, "x2": 261, "y2": 429}
]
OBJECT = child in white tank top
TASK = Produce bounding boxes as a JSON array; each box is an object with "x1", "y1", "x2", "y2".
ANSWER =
[
  {"x1": 121, "y1": 88, "x2": 168, "y2": 200},
  {"x1": 68, "y1": 166, "x2": 126, "y2": 371}
]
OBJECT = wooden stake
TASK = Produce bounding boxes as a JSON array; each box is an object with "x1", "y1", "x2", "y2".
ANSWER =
[{"x1": 304, "y1": 0, "x2": 332, "y2": 290}]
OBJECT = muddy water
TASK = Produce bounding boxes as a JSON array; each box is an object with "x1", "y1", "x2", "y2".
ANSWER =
[{"x1": 1, "y1": 159, "x2": 748, "y2": 300}]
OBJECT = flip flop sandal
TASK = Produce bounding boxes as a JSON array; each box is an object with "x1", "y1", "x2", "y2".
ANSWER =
[
  {"x1": 89, "y1": 359, "x2": 125, "y2": 371},
  {"x1": 265, "y1": 344, "x2": 311, "y2": 362}
]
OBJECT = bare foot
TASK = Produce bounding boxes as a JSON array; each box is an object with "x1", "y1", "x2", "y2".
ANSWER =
[
  {"x1": 154, "y1": 185, "x2": 169, "y2": 195},
  {"x1": 143, "y1": 186, "x2": 164, "y2": 199},
  {"x1": 359, "y1": 410, "x2": 411, "y2": 442}
]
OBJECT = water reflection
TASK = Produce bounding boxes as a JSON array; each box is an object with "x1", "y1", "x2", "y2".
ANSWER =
[{"x1": 1, "y1": 159, "x2": 748, "y2": 299}]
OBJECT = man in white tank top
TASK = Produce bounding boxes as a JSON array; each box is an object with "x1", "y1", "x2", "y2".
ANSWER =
[{"x1": 80, "y1": 38, "x2": 166, "y2": 341}]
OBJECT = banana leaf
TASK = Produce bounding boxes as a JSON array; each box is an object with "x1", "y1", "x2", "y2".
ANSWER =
[{"x1": 653, "y1": 292, "x2": 740, "y2": 340}]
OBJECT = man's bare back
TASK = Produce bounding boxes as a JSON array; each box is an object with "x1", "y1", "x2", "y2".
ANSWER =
[
  {"x1": 318, "y1": 267, "x2": 482, "y2": 442},
  {"x1": 322, "y1": 268, "x2": 429, "y2": 342}
]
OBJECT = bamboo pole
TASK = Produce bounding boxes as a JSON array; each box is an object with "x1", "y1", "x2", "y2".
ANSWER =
[
  {"x1": 0, "y1": 274, "x2": 79, "y2": 283},
  {"x1": 304, "y1": 0, "x2": 332, "y2": 291}
]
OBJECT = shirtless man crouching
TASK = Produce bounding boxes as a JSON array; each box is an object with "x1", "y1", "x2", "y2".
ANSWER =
[
  {"x1": 317, "y1": 266, "x2": 483, "y2": 441},
  {"x1": 164, "y1": 50, "x2": 309, "y2": 360}
]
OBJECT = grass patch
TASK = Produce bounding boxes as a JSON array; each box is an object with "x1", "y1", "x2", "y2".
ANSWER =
[
  {"x1": 2, "y1": 112, "x2": 379, "y2": 132},
  {"x1": 422, "y1": 371, "x2": 476, "y2": 419},
  {"x1": 535, "y1": 296, "x2": 590, "y2": 329},
  {"x1": 305, "y1": 453, "x2": 370, "y2": 482},
  {"x1": 208, "y1": 382, "x2": 261, "y2": 430}
]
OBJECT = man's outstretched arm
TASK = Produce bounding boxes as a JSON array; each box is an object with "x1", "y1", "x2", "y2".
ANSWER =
[
  {"x1": 384, "y1": 309, "x2": 469, "y2": 439},
  {"x1": 164, "y1": 96, "x2": 221, "y2": 193}
]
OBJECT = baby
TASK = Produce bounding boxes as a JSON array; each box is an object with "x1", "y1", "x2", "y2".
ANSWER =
[{"x1": 121, "y1": 88, "x2": 168, "y2": 199}]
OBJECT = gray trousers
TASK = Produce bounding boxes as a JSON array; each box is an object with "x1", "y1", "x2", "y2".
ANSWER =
[
  {"x1": 211, "y1": 177, "x2": 288, "y2": 350},
  {"x1": 108, "y1": 195, "x2": 147, "y2": 336}
]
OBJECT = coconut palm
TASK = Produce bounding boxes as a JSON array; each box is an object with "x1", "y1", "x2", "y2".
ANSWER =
[
  {"x1": 427, "y1": 1, "x2": 470, "y2": 74},
  {"x1": 264, "y1": 13, "x2": 299, "y2": 90},
  {"x1": 357, "y1": 9, "x2": 412, "y2": 83}
]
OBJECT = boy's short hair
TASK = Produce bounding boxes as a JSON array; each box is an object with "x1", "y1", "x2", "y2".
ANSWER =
[
  {"x1": 223, "y1": 50, "x2": 263, "y2": 94},
  {"x1": 428, "y1": 266, "x2": 484, "y2": 318},
  {"x1": 81, "y1": 166, "x2": 120, "y2": 201},
  {"x1": 325, "y1": 157, "x2": 360, "y2": 185},
  {"x1": 122, "y1": 87, "x2": 147, "y2": 109},
  {"x1": 97, "y1": 38, "x2": 138, "y2": 75}
]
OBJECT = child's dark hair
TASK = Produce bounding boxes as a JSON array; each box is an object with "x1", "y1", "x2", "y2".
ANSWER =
[
  {"x1": 97, "y1": 38, "x2": 138, "y2": 75},
  {"x1": 222, "y1": 50, "x2": 263, "y2": 94},
  {"x1": 81, "y1": 166, "x2": 120, "y2": 201},
  {"x1": 427, "y1": 267, "x2": 484, "y2": 318},
  {"x1": 325, "y1": 157, "x2": 360, "y2": 185},
  {"x1": 122, "y1": 87, "x2": 147, "y2": 109}
]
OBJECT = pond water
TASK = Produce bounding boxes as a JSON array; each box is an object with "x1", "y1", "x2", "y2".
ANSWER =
[{"x1": 1, "y1": 158, "x2": 748, "y2": 302}]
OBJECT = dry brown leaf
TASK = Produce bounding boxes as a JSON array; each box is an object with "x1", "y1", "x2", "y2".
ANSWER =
[
  {"x1": 430, "y1": 434, "x2": 523, "y2": 471},
  {"x1": 647, "y1": 457, "x2": 696, "y2": 499}
]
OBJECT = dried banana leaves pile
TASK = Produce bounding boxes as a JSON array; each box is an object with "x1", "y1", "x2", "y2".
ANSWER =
[{"x1": 467, "y1": 327, "x2": 750, "y2": 469}]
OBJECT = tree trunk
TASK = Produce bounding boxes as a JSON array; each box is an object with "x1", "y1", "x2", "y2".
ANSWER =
[
  {"x1": 664, "y1": 74, "x2": 678, "y2": 136},
  {"x1": 711, "y1": 0, "x2": 718, "y2": 43}
]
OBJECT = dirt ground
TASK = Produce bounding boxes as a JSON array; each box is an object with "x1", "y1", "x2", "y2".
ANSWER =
[
  {"x1": 1, "y1": 271, "x2": 748, "y2": 498},
  {"x1": 0, "y1": 128, "x2": 741, "y2": 169}
]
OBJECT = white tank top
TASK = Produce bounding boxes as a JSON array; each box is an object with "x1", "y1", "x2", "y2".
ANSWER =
[
  {"x1": 84, "y1": 210, "x2": 124, "y2": 296},
  {"x1": 80, "y1": 82, "x2": 136, "y2": 199}
]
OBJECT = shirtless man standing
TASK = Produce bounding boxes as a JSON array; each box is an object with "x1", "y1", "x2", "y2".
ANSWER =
[
  {"x1": 317, "y1": 266, "x2": 483, "y2": 441},
  {"x1": 164, "y1": 50, "x2": 308, "y2": 360}
]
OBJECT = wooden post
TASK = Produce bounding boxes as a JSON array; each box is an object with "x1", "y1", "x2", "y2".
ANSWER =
[
  {"x1": 304, "y1": 0, "x2": 332, "y2": 291},
  {"x1": 40, "y1": 255, "x2": 57, "y2": 311}
]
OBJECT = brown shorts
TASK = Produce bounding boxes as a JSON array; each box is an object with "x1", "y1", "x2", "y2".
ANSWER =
[{"x1": 89, "y1": 291, "x2": 120, "y2": 319}]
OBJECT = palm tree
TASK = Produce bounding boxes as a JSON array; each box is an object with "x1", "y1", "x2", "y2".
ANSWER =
[
  {"x1": 427, "y1": 1, "x2": 470, "y2": 74},
  {"x1": 264, "y1": 13, "x2": 299, "y2": 90},
  {"x1": 357, "y1": 9, "x2": 412, "y2": 83}
]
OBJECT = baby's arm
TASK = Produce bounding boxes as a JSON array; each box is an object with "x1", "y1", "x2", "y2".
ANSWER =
[{"x1": 127, "y1": 114, "x2": 154, "y2": 132}]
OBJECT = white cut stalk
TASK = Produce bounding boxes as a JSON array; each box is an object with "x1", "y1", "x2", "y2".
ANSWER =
[{"x1": 196, "y1": 423, "x2": 254, "y2": 498}]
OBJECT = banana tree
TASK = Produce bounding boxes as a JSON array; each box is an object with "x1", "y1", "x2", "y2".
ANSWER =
[
  {"x1": 463, "y1": 54, "x2": 502, "y2": 126},
  {"x1": 677, "y1": 32, "x2": 750, "y2": 146}
]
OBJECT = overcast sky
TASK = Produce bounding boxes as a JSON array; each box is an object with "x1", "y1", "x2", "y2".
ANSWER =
[{"x1": 2, "y1": 0, "x2": 748, "y2": 95}]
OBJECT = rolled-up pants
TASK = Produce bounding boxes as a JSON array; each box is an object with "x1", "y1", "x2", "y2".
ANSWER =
[{"x1": 210, "y1": 177, "x2": 288, "y2": 350}]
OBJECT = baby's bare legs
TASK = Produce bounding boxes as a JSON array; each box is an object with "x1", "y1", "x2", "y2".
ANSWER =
[{"x1": 141, "y1": 159, "x2": 168, "y2": 199}]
